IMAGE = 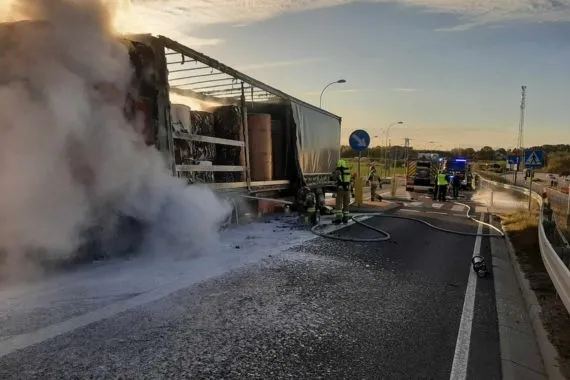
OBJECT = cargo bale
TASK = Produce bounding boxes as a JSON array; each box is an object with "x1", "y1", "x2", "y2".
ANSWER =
[
  {"x1": 190, "y1": 110, "x2": 216, "y2": 164},
  {"x1": 214, "y1": 105, "x2": 244, "y2": 182}
]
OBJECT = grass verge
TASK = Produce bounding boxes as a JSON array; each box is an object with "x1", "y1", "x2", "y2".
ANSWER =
[
  {"x1": 500, "y1": 207, "x2": 570, "y2": 377},
  {"x1": 345, "y1": 158, "x2": 406, "y2": 178}
]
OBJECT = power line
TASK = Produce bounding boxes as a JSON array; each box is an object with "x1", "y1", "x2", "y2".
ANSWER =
[{"x1": 517, "y1": 85, "x2": 527, "y2": 164}]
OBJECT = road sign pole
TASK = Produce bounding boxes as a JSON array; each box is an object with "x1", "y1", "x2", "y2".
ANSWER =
[
  {"x1": 358, "y1": 151, "x2": 361, "y2": 179},
  {"x1": 528, "y1": 173, "x2": 533, "y2": 211},
  {"x1": 355, "y1": 152, "x2": 363, "y2": 206},
  {"x1": 349, "y1": 130, "x2": 370, "y2": 207}
]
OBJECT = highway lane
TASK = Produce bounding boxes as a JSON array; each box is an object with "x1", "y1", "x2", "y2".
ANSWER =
[
  {"x1": 0, "y1": 194, "x2": 501, "y2": 379},
  {"x1": 502, "y1": 172, "x2": 569, "y2": 211}
]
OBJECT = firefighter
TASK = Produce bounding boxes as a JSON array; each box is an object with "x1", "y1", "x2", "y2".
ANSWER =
[
  {"x1": 542, "y1": 191, "x2": 553, "y2": 222},
  {"x1": 437, "y1": 170, "x2": 449, "y2": 201},
  {"x1": 297, "y1": 186, "x2": 318, "y2": 225},
  {"x1": 452, "y1": 172, "x2": 461, "y2": 199},
  {"x1": 332, "y1": 159, "x2": 352, "y2": 224},
  {"x1": 368, "y1": 164, "x2": 381, "y2": 201},
  {"x1": 433, "y1": 172, "x2": 439, "y2": 200}
]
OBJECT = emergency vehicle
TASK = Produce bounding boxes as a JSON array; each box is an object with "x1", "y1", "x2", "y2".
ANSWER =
[
  {"x1": 405, "y1": 153, "x2": 441, "y2": 192},
  {"x1": 443, "y1": 158, "x2": 472, "y2": 190}
]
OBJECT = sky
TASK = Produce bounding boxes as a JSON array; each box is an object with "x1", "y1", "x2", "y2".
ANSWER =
[{"x1": 113, "y1": 0, "x2": 570, "y2": 150}]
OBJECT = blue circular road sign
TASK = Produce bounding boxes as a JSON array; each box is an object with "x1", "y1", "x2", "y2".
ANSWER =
[{"x1": 349, "y1": 129, "x2": 371, "y2": 152}]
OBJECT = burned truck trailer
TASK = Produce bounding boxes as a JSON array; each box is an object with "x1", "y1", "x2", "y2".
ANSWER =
[
  {"x1": 124, "y1": 34, "x2": 342, "y2": 199},
  {"x1": 0, "y1": 22, "x2": 341, "y2": 200},
  {"x1": 0, "y1": 21, "x2": 341, "y2": 263}
]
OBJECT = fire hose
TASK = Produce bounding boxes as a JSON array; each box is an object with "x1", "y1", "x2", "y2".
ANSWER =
[{"x1": 310, "y1": 202, "x2": 505, "y2": 243}]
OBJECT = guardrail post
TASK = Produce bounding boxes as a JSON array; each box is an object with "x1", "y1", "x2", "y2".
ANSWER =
[{"x1": 490, "y1": 188, "x2": 494, "y2": 207}]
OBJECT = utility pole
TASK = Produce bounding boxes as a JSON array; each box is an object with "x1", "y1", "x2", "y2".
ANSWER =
[
  {"x1": 404, "y1": 138, "x2": 410, "y2": 163},
  {"x1": 515, "y1": 85, "x2": 526, "y2": 185}
]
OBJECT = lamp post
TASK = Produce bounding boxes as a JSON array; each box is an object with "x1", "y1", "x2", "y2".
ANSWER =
[
  {"x1": 319, "y1": 79, "x2": 346, "y2": 108},
  {"x1": 384, "y1": 121, "x2": 404, "y2": 178}
]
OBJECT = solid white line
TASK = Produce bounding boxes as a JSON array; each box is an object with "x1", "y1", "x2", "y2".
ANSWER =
[
  {"x1": 428, "y1": 211, "x2": 448, "y2": 215},
  {"x1": 400, "y1": 209, "x2": 420, "y2": 213},
  {"x1": 449, "y1": 213, "x2": 484, "y2": 380}
]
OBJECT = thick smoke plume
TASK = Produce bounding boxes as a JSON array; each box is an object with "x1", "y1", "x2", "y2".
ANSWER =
[{"x1": 0, "y1": 0, "x2": 230, "y2": 277}]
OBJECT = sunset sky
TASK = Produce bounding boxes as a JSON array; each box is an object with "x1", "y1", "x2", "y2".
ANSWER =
[{"x1": 116, "y1": 0, "x2": 570, "y2": 149}]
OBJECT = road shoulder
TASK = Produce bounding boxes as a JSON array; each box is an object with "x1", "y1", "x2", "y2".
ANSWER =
[{"x1": 489, "y1": 215, "x2": 548, "y2": 379}]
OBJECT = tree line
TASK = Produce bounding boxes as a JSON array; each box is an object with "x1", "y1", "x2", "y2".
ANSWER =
[{"x1": 340, "y1": 144, "x2": 570, "y2": 174}]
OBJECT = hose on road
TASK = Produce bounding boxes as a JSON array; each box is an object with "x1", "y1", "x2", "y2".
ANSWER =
[{"x1": 310, "y1": 202, "x2": 504, "y2": 243}]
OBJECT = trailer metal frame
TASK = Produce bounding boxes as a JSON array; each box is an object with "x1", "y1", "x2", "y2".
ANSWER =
[{"x1": 125, "y1": 34, "x2": 342, "y2": 193}]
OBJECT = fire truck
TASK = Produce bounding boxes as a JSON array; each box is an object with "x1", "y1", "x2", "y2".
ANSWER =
[{"x1": 405, "y1": 153, "x2": 441, "y2": 192}]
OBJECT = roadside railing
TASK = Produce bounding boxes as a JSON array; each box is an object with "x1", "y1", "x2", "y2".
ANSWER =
[{"x1": 476, "y1": 173, "x2": 570, "y2": 315}]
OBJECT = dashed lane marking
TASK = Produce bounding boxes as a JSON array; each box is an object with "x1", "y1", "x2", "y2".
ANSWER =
[{"x1": 432, "y1": 203, "x2": 444, "y2": 209}]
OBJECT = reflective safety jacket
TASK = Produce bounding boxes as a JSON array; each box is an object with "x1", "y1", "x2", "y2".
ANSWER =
[
  {"x1": 334, "y1": 160, "x2": 351, "y2": 190},
  {"x1": 437, "y1": 173, "x2": 449, "y2": 186}
]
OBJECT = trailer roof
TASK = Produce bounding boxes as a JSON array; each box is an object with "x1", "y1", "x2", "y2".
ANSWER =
[{"x1": 156, "y1": 36, "x2": 341, "y2": 121}]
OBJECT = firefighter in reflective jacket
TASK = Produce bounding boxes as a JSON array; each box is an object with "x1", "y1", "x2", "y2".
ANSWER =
[
  {"x1": 332, "y1": 159, "x2": 351, "y2": 224},
  {"x1": 437, "y1": 171, "x2": 449, "y2": 201}
]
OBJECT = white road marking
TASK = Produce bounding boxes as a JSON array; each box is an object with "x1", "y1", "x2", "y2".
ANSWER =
[
  {"x1": 427, "y1": 211, "x2": 448, "y2": 215},
  {"x1": 400, "y1": 209, "x2": 420, "y2": 213},
  {"x1": 475, "y1": 206, "x2": 487, "y2": 214},
  {"x1": 432, "y1": 203, "x2": 444, "y2": 209},
  {"x1": 451, "y1": 205, "x2": 464, "y2": 212},
  {"x1": 449, "y1": 213, "x2": 484, "y2": 380},
  {"x1": 406, "y1": 201, "x2": 423, "y2": 207}
]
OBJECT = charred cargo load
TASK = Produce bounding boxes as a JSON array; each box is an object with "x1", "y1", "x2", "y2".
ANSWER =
[{"x1": 120, "y1": 34, "x2": 341, "y2": 196}]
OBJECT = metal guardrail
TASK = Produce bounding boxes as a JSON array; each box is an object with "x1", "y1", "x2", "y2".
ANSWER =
[{"x1": 477, "y1": 174, "x2": 570, "y2": 315}]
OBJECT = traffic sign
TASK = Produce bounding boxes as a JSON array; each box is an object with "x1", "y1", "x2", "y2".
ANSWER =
[
  {"x1": 349, "y1": 129, "x2": 370, "y2": 152},
  {"x1": 507, "y1": 156, "x2": 520, "y2": 165},
  {"x1": 524, "y1": 150, "x2": 544, "y2": 168}
]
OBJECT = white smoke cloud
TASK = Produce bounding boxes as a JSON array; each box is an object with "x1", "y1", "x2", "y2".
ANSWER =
[{"x1": 0, "y1": 0, "x2": 231, "y2": 276}]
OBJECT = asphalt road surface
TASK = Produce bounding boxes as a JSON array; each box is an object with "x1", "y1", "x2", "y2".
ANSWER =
[
  {"x1": 0, "y1": 191, "x2": 501, "y2": 379},
  {"x1": 503, "y1": 171, "x2": 568, "y2": 209}
]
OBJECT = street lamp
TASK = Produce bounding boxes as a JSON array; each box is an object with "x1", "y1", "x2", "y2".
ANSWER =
[
  {"x1": 384, "y1": 121, "x2": 404, "y2": 177},
  {"x1": 319, "y1": 79, "x2": 346, "y2": 108}
]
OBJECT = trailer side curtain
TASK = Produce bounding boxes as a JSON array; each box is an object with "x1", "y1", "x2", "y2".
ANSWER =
[{"x1": 290, "y1": 101, "x2": 340, "y2": 178}]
